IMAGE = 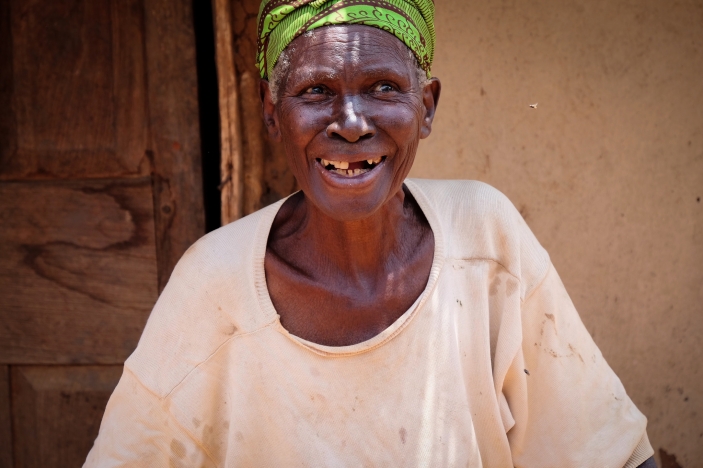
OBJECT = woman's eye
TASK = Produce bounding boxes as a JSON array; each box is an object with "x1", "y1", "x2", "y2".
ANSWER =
[
  {"x1": 374, "y1": 83, "x2": 396, "y2": 93},
  {"x1": 305, "y1": 86, "x2": 325, "y2": 94}
]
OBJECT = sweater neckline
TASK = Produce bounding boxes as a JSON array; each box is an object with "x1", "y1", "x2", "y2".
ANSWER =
[{"x1": 252, "y1": 179, "x2": 446, "y2": 357}]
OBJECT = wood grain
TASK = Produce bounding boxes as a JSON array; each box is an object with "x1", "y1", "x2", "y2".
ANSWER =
[
  {"x1": 144, "y1": 0, "x2": 205, "y2": 290},
  {"x1": 213, "y1": 0, "x2": 243, "y2": 224},
  {"x1": 240, "y1": 70, "x2": 265, "y2": 216},
  {"x1": 0, "y1": 0, "x2": 16, "y2": 172},
  {"x1": 1, "y1": 0, "x2": 148, "y2": 180},
  {"x1": 11, "y1": 365, "x2": 122, "y2": 468},
  {"x1": 0, "y1": 178, "x2": 158, "y2": 364},
  {"x1": 0, "y1": 1, "x2": 205, "y2": 465},
  {"x1": 111, "y1": 0, "x2": 149, "y2": 178},
  {"x1": 229, "y1": 0, "x2": 297, "y2": 209},
  {"x1": 0, "y1": 366, "x2": 11, "y2": 468}
]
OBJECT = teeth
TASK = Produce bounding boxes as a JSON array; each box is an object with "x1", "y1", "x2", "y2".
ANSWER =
[
  {"x1": 321, "y1": 160, "x2": 351, "y2": 169},
  {"x1": 332, "y1": 168, "x2": 370, "y2": 177},
  {"x1": 322, "y1": 158, "x2": 381, "y2": 176},
  {"x1": 323, "y1": 159, "x2": 383, "y2": 169},
  {"x1": 332, "y1": 169, "x2": 371, "y2": 177}
]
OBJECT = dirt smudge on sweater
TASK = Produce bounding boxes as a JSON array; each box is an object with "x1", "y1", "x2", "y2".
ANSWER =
[
  {"x1": 170, "y1": 439, "x2": 186, "y2": 458},
  {"x1": 399, "y1": 427, "x2": 407, "y2": 444},
  {"x1": 489, "y1": 276, "x2": 502, "y2": 296}
]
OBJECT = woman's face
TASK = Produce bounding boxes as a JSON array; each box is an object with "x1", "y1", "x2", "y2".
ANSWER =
[{"x1": 261, "y1": 25, "x2": 441, "y2": 221}]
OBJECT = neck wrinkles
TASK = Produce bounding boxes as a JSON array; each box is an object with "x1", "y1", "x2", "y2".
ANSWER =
[{"x1": 292, "y1": 187, "x2": 415, "y2": 283}]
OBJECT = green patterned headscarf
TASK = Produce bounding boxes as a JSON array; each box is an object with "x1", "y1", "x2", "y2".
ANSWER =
[{"x1": 256, "y1": 0, "x2": 435, "y2": 79}]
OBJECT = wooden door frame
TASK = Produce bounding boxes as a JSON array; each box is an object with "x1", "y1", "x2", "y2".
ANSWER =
[
  {"x1": 212, "y1": 0, "x2": 243, "y2": 224},
  {"x1": 211, "y1": 0, "x2": 298, "y2": 226}
]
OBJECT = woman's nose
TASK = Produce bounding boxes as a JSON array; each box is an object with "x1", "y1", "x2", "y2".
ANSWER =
[{"x1": 326, "y1": 98, "x2": 375, "y2": 142}]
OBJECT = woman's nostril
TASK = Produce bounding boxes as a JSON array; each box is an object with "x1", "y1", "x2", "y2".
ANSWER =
[{"x1": 327, "y1": 129, "x2": 372, "y2": 143}]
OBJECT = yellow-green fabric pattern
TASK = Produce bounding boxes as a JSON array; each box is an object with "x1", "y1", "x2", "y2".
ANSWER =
[{"x1": 256, "y1": 0, "x2": 435, "y2": 79}]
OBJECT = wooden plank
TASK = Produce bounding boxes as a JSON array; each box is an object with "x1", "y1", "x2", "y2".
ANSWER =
[
  {"x1": 0, "y1": 0, "x2": 148, "y2": 180},
  {"x1": 11, "y1": 365, "x2": 122, "y2": 468},
  {"x1": 0, "y1": 178, "x2": 158, "y2": 364},
  {"x1": 240, "y1": 70, "x2": 265, "y2": 216},
  {"x1": 229, "y1": 0, "x2": 266, "y2": 215},
  {"x1": 213, "y1": 0, "x2": 243, "y2": 224},
  {"x1": 0, "y1": 366, "x2": 11, "y2": 468},
  {"x1": 112, "y1": 0, "x2": 149, "y2": 178},
  {"x1": 11, "y1": 0, "x2": 114, "y2": 151},
  {"x1": 0, "y1": 0, "x2": 16, "y2": 171},
  {"x1": 143, "y1": 0, "x2": 206, "y2": 290},
  {"x1": 229, "y1": 0, "x2": 297, "y2": 209}
]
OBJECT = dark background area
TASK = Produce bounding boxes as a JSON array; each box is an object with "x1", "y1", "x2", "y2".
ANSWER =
[{"x1": 192, "y1": 0, "x2": 221, "y2": 233}]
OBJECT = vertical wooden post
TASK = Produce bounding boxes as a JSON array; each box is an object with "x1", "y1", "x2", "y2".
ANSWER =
[
  {"x1": 240, "y1": 70, "x2": 265, "y2": 216},
  {"x1": 212, "y1": 0, "x2": 243, "y2": 224}
]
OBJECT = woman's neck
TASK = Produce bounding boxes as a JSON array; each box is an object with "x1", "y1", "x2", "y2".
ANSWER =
[
  {"x1": 265, "y1": 184, "x2": 435, "y2": 346},
  {"x1": 269, "y1": 186, "x2": 426, "y2": 285}
]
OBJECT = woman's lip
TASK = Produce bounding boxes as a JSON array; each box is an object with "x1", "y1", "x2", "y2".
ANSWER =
[{"x1": 314, "y1": 157, "x2": 387, "y2": 186}]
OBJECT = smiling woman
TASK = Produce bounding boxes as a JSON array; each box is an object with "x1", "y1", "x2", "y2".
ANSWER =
[
  {"x1": 262, "y1": 25, "x2": 439, "y2": 346},
  {"x1": 85, "y1": 1, "x2": 656, "y2": 467}
]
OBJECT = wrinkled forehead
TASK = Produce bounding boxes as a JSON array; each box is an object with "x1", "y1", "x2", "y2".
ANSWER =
[{"x1": 283, "y1": 25, "x2": 416, "y2": 80}]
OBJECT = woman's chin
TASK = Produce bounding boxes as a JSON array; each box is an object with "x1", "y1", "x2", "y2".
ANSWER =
[
  {"x1": 296, "y1": 160, "x2": 399, "y2": 221},
  {"x1": 306, "y1": 191, "x2": 391, "y2": 222}
]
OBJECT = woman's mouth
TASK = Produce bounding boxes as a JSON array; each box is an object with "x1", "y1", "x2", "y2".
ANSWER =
[{"x1": 316, "y1": 156, "x2": 386, "y2": 177}]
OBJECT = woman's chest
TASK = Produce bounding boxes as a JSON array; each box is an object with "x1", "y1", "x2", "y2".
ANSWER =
[
  {"x1": 264, "y1": 240, "x2": 434, "y2": 347},
  {"x1": 174, "y1": 260, "x2": 523, "y2": 466}
]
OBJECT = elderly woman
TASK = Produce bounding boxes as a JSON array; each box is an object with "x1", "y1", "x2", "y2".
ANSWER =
[{"x1": 86, "y1": 1, "x2": 656, "y2": 467}]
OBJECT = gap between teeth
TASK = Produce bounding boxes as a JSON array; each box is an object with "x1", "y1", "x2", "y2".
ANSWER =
[{"x1": 321, "y1": 157, "x2": 382, "y2": 170}]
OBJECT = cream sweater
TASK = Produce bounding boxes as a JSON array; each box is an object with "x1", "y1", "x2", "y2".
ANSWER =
[{"x1": 85, "y1": 179, "x2": 653, "y2": 468}]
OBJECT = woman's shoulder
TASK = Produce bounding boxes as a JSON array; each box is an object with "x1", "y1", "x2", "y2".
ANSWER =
[
  {"x1": 407, "y1": 178, "x2": 551, "y2": 299},
  {"x1": 406, "y1": 178, "x2": 515, "y2": 216},
  {"x1": 124, "y1": 203, "x2": 282, "y2": 398}
]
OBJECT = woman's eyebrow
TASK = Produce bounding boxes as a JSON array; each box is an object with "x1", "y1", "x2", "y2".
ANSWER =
[
  {"x1": 357, "y1": 65, "x2": 410, "y2": 79},
  {"x1": 288, "y1": 66, "x2": 341, "y2": 84}
]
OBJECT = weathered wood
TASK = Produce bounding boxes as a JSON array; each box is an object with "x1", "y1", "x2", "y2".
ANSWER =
[
  {"x1": 11, "y1": 365, "x2": 122, "y2": 468},
  {"x1": 0, "y1": 0, "x2": 16, "y2": 172},
  {"x1": 0, "y1": 2, "x2": 206, "y2": 466},
  {"x1": 144, "y1": 0, "x2": 206, "y2": 290},
  {"x1": 0, "y1": 178, "x2": 158, "y2": 364},
  {"x1": 1, "y1": 0, "x2": 148, "y2": 180},
  {"x1": 112, "y1": 0, "x2": 149, "y2": 177},
  {"x1": 213, "y1": 0, "x2": 243, "y2": 224},
  {"x1": 229, "y1": 0, "x2": 297, "y2": 209},
  {"x1": 0, "y1": 366, "x2": 11, "y2": 468},
  {"x1": 240, "y1": 70, "x2": 265, "y2": 216}
]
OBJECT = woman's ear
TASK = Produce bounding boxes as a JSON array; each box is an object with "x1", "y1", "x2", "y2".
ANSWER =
[
  {"x1": 260, "y1": 79, "x2": 281, "y2": 141},
  {"x1": 420, "y1": 77, "x2": 441, "y2": 139}
]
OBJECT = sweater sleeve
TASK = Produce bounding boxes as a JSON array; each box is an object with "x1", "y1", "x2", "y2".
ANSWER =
[
  {"x1": 501, "y1": 264, "x2": 654, "y2": 468},
  {"x1": 83, "y1": 368, "x2": 215, "y2": 468}
]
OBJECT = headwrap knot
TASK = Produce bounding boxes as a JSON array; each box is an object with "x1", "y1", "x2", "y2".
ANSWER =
[{"x1": 256, "y1": 0, "x2": 436, "y2": 79}]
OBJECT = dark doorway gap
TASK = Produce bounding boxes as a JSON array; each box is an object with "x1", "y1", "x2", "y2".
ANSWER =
[{"x1": 192, "y1": 0, "x2": 221, "y2": 233}]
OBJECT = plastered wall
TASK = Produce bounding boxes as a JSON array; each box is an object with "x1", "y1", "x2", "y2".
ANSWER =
[{"x1": 410, "y1": 0, "x2": 703, "y2": 465}]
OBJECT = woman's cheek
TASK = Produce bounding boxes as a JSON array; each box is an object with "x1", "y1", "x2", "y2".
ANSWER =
[{"x1": 379, "y1": 104, "x2": 422, "y2": 132}]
